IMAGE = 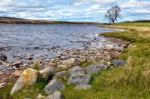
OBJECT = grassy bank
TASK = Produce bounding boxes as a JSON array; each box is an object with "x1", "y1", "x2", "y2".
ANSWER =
[{"x1": 62, "y1": 22, "x2": 150, "y2": 99}]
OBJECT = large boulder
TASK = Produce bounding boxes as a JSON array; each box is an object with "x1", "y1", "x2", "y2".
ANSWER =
[
  {"x1": 22, "y1": 68, "x2": 38, "y2": 85},
  {"x1": 68, "y1": 66, "x2": 85, "y2": 75},
  {"x1": 0, "y1": 54, "x2": 7, "y2": 62},
  {"x1": 55, "y1": 71, "x2": 69, "y2": 80},
  {"x1": 46, "y1": 91, "x2": 62, "y2": 99},
  {"x1": 68, "y1": 66, "x2": 91, "y2": 87},
  {"x1": 10, "y1": 68, "x2": 38, "y2": 95},
  {"x1": 10, "y1": 76, "x2": 24, "y2": 95},
  {"x1": 68, "y1": 73, "x2": 91, "y2": 86},
  {"x1": 85, "y1": 64, "x2": 108, "y2": 75},
  {"x1": 39, "y1": 67, "x2": 55, "y2": 81},
  {"x1": 44, "y1": 79, "x2": 64, "y2": 94}
]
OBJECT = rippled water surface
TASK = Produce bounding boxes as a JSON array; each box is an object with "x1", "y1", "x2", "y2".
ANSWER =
[{"x1": 0, "y1": 24, "x2": 115, "y2": 59}]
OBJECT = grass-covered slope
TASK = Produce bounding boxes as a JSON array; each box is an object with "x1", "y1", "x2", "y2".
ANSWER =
[{"x1": 62, "y1": 22, "x2": 150, "y2": 99}]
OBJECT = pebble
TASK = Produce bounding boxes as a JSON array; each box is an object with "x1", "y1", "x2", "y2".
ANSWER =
[{"x1": 0, "y1": 82, "x2": 6, "y2": 88}]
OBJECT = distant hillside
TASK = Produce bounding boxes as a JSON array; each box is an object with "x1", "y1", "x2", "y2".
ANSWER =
[
  {"x1": 0, "y1": 17, "x2": 24, "y2": 20},
  {"x1": 124, "y1": 20, "x2": 150, "y2": 23},
  {"x1": 134, "y1": 20, "x2": 150, "y2": 22},
  {"x1": 0, "y1": 17, "x2": 99, "y2": 24}
]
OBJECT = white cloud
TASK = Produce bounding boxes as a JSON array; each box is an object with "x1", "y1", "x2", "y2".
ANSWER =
[
  {"x1": 131, "y1": 9, "x2": 150, "y2": 14},
  {"x1": 0, "y1": 0, "x2": 12, "y2": 7},
  {"x1": 120, "y1": 0, "x2": 150, "y2": 9},
  {"x1": 77, "y1": 0, "x2": 119, "y2": 4}
]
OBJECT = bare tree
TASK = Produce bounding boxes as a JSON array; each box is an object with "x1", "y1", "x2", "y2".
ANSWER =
[{"x1": 105, "y1": 5, "x2": 121, "y2": 23}]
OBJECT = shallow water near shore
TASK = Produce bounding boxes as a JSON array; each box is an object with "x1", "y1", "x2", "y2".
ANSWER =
[{"x1": 0, "y1": 24, "x2": 116, "y2": 60}]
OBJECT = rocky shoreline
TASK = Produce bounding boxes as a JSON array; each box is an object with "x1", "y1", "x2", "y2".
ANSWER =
[{"x1": 0, "y1": 35, "x2": 129, "y2": 98}]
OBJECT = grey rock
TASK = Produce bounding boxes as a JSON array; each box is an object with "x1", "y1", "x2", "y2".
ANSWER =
[
  {"x1": 55, "y1": 71, "x2": 68, "y2": 79},
  {"x1": 12, "y1": 60, "x2": 22, "y2": 68},
  {"x1": 85, "y1": 64, "x2": 101, "y2": 75},
  {"x1": 69, "y1": 66, "x2": 85, "y2": 75},
  {"x1": 10, "y1": 75, "x2": 24, "y2": 95},
  {"x1": 68, "y1": 74, "x2": 91, "y2": 85},
  {"x1": 112, "y1": 59, "x2": 126, "y2": 67},
  {"x1": 0, "y1": 54, "x2": 7, "y2": 62},
  {"x1": 39, "y1": 67, "x2": 55, "y2": 80},
  {"x1": 68, "y1": 66, "x2": 91, "y2": 86},
  {"x1": 85, "y1": 64, "x2": 108, "y2": 75},
  {"x1": 10, "y1": 68, "x2": 38, "y2": 95},
  {"x1": 44, "y1": 79, "x2": 64, "y2": 94},
  {"x1": 46, "y1": 91, "x2": 62, "y2": 99}
]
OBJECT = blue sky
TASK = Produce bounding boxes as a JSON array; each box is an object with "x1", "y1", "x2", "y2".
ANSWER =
[{"x1": 0, "y1": 0, "x2": 150, "y2": 22}]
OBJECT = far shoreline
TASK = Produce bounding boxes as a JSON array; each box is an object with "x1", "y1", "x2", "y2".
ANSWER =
[{"x1": 0, "y1": 17, "x2": 101, "y2": 25}]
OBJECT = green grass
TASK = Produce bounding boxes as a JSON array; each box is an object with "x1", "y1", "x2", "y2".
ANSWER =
[
  {"x1": 114, "y1": 22, "x2": 150, "y2": 27},
  {"x1": 62, "y1": 22, "x2": 150, "y2": 99},
  {"x1": 0, "y1": 82, "x2": 14, "y2": 99},
  {"x1": 103, "y1": 29, "x2": 150, "y2": 43}
]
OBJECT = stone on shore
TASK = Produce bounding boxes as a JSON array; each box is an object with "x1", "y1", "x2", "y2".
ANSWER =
[
  {"x1": 0, "y1": 54, "x2": 7, "y2": 62},
  {"x1": 62, "y1": 58, "x2": 76, "y2": 68},
  {"x1": 44, "y1": 79, "x2": 64, "y2": 94},
  {"x1": 0, "y1": 82, "x2": 6, "y2": 88},
  {"x1": 12, "y1": 60, "x2": 22, "y2": 68},
  {"x1": 68, "y1": 74, "x2": 91, "y2": 86},
  {"x1": 46, "y1": 91, "x2": 62, "y2": 99},
  {"x1": 26, "y1": 54, "x2": 33, "y2": 60},
  {"x1": 57, "y1": 65, "x2": 68, "y2": 70},
  {"x1": 55, "y1": 71, "x2": 69, "y2": 80},
  {"x1": 105, "y1": 44, "x2": 114, "y2": 50},
  {"x1": 36, "y1": 94, "x2": 46, "y2": 99},
  {"x1": 22, "y1": 68, "x2": 38, "y2": 85},
  {"x1": 85, "y1": 64, "x2": 101, "y2": 75},
  {"x1": 68, "y1": 66, "x2": 91, "y2": 87},
  {"x1": 10, "y1": 76, "x2": 24, "y2": 95},
  {"x1": 39, "y1": 67, "x2": 55, "y2": 80},
  {"x1": 85, "y1": 64, "x2": 108, "y2": 75},
  {"x1": 11, "y1": 70, "x2": 22, "y2": 78},
  {"x1": 68, "y1": 66, "x2": 85, "y2": 75},
  {"x1": 10, "y1": 68, "x2": 38, "y2": 95}
]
